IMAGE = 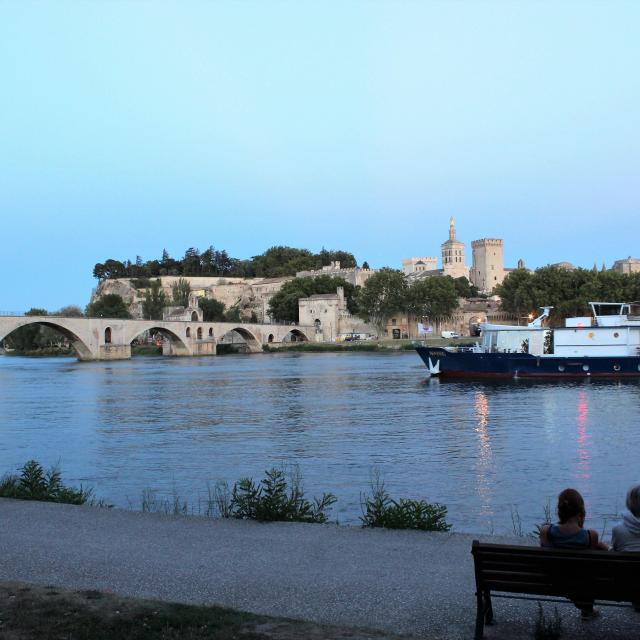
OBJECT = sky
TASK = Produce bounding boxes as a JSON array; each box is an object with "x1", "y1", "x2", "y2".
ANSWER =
[{"x1": 1, "y1": 1, "x2": 639, "y2": 311}]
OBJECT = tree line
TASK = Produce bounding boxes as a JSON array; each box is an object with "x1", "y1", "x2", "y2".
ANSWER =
[
  {"x1": 268, "y1": 270, "x2": 476, "y2": 326},
  {"x1": 496, "y1": 266, "x2": 640, "y2": 324},
  {"x1": 93, "y1": 245, "x2": 359, "y2": 282}
]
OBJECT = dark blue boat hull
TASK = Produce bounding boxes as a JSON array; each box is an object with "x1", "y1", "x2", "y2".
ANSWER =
[{"x1": 415, "y1": 347, "x2": 640, "y2": 379}]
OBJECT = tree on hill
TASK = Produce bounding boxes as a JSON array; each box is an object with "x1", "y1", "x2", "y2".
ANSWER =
[
  {"x1": 199, "y1": 297, "x2": 226, "y2": 321},
  {"x1": 54, "y1": 305, "x2": 84, "y2": 317},
  {"x1": 268, "y1": 276, "x2": 357, "y2": 323},
  {"x1": 142, "y1": 280, "x2": 167, "y2": 320},
  {"x1": 171, "y1": 278, "x2": 191, "y2": 307},
  {"x1": 86, "y1": 294, "x2": 131, "y2": 319},
  {"x1": 357, "y1": 269, "x2": 407, "y2": 331}
]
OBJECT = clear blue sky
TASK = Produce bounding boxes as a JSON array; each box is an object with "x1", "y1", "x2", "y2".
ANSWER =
[{"x1": 1, "y1": 1, "x2": 639, "y2": 311}]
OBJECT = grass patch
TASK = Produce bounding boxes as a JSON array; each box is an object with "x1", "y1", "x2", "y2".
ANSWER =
[
  {"x1": 0, "y1": 582, "x2": 399, "y2": 640},
  {"x1": 131, "y1": 344, "x2": 163, "y2": 356}
]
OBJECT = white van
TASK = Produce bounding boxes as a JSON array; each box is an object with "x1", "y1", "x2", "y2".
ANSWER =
[{"x1": 441, "y1": 331, "x2": 460, "y2": 339}]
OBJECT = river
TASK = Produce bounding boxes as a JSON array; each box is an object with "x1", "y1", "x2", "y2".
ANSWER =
[{"x1": 1, "y1": 351, "x2": 639, "y2": 535}]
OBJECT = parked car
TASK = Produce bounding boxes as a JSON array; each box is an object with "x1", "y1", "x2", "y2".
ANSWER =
[{"x1": 441, "y1": 331, "x2": 460, "y2": 339}]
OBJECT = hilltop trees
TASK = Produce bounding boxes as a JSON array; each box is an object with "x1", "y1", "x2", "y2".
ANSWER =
[
  {"x1": 170, "y1": 278, "x2": 191, "y2": 307},
  {"x1": 91, "y1": 245, "x2": 358, "y2": 281}
]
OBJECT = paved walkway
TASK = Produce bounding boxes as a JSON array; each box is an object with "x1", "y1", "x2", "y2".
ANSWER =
[{"x1": 0, "y1": 499, "x2": 637, "y2": 639}]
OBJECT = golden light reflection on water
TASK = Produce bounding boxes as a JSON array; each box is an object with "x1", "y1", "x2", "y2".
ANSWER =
[
  {"x1": 474, "y1": 390, "x2": 494, "y2": 517},
  {"x1": 576, "y1": 390, "x2": 591, "y2": 482}
]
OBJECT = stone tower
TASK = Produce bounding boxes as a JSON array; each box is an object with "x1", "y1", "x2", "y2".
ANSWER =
[
  {"x1": 441, "y1": 216, "x2": 468, "y2": 279},
  {"x1": 471, "y1": 238, "x2": 505, "y2": 294}
]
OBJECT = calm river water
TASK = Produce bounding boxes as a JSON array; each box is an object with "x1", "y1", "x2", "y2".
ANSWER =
[{"x1": 1, "y1": 352, "x2": 639, "y2": 535}]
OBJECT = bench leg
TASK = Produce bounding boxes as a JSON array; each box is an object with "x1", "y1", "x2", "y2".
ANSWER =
[
  {"x1": 484, "y1": 590, "x2": 494, "y2": 625},
  {"x1": 475, "y1": 591, "x2": 485, "y2": 640}
]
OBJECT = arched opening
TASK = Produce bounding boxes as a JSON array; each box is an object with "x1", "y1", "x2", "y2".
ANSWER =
[
  {"x1": 217, "y1": 327, "x2": 262, "y2": 353},
  {"x1": 127, "y1": 326, "x2": 191, "y2": 358},
  {"x1": 104, "y1": 327, "x2": 112, "y2": 344},
  {"x1": 191, "y1": 311, "x2": 198, "y2": 321},
  {"x1": 186, "y1": 327, "x2": 191, "y2": 338},
  {"x1": 197, "y1": 327, "x2": 202, "y2": 340},
  {"x1": 208, "y1": 327, "x2": 213, "y2": 337},
  {"x1": 0, "y1": 319, "x2": 93, "y2": 360},
  {"x1": 268, "y1": 334, "x2": 274, "y2": 343},
  {"x1": 283, "y1": 329, "x2": 309, "y2": 343}
]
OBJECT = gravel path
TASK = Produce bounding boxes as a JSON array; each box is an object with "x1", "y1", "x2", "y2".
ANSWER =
[{"x1": 0, "y1": 499, "x2": 637, "y2": 639}]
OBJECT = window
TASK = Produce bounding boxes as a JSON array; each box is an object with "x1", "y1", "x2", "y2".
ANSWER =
[
  {"x1": 197, "y1": 327, "x2": 202, "y2": 340},
  {"x1": 104, "y1": 327, "x2": 112, "y2": 344},
  {"x1": 186, "y1": 327, "x2": 191, "y2": 338},
  {"x1": 391, "y1": 318, "x2": 396, "y2": 325}
]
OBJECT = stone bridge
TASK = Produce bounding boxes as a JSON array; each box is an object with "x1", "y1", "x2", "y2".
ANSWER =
[{"x1": 0, "y1": 316, "x2": 317, "y2": 361}]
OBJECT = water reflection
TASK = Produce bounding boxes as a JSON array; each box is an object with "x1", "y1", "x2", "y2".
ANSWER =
[
  {"x1": 1, "y1": 353, "x2": 640, "y2": 534},
  {"x1": 575, "y1": 390, "x2": 591, "y2": 482}
]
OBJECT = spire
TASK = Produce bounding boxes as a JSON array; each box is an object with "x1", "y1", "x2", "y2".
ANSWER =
[{"x1": 449, "y1": 216, "x2": 456, "y2": 241}]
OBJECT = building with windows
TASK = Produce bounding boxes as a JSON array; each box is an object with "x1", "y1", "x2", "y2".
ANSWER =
[
  {"x1": 471, "y1": 238, "x2": 505, "y2": 294},
  {"x1": 612, "y1": 257, "x2": 640, "y2": 274},
  {"x1": 441, "y1": 216, "x2": 469, "y2": 279},
  {"x1": 402, "y1": 257, "x2": 437, "y2": 276}
]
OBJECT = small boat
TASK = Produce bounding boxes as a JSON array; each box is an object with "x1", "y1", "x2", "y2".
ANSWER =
[{"x1": 416, "y1": 302, "x2": 640, "y2": 379}]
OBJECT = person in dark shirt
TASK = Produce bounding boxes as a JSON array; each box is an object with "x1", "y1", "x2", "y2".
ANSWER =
[{"x1": 539, "y1": 488, "x2": 608, "y2": 618}]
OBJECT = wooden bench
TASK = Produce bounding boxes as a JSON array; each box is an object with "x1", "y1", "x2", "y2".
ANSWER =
[{"x1": 471, "y1": 540, "x2": 640, "y2": 639}]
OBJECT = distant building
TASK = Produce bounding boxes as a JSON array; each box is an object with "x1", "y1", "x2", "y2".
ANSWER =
[
  {"x1": 550, "y1": 261, "x2": 576, "y2": 271},
  {"x1": 402, "y1": 257, "x2": 437, "y2": 276},
  {"x1": 298, "y1": 287, "x2": 376, "y2": 342},
  {"x1": 612, "y1": 257, "x2": 640, "y2": 274},
  {"x1": 471, "y1": 238, "x2": 505, "y2": 294},
  {"x1": 441, "y1": 217, "x2": 469, "y2": 279}
]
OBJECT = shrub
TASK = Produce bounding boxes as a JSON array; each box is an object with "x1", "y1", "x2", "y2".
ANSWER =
[
  {"x1": 220, "y1": 467, "x2": 336, "y2": 523},
  {"x1": 0, "y1": 460, "x2": 93, "y2": 505},
  {"x1": 360, "y1": 474, "x2": 451, "y2": 532},
  {"x1": 534, "y1": 604, "x2": 563, "y2": 640}
]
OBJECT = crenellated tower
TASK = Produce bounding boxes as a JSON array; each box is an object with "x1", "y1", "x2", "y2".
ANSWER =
[{"x1": 471, "y1": 238, "x2": 504, "y2": 294}]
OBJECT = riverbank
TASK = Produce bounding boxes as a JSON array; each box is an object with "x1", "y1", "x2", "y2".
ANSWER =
[
  {"x1": 262, "y1": 337, "x2": 472, "y2": 353},
  {"x1": 1, "y1": 499, "x2": 637, "y2": 639}
]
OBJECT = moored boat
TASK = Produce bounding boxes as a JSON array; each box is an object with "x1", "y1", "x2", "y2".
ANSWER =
[{"x1": 416, "y1": 303, "x2": 640, "y2": 379}]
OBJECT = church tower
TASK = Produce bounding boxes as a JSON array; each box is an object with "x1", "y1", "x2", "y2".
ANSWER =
[{"x1": 441, "y1": 217, "x2": 469, "y2": 279}]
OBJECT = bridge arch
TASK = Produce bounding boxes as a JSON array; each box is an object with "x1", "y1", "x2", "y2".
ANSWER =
[
  {"x1": 218, "y1": 327, "x2": 262, "y2": 353},
  {"x1": 283, "y1": 328, "x2": 310, "y2": 343},
  {"x1": 0, "y1": 319, "x2": 94, "y2": 360},
  {"x1": 125, "y1": 325, "x2": 191, "y2": 356}
]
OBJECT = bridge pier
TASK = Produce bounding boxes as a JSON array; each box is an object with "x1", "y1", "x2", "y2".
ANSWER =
[{"x1": 96, "y1": 344, "x2": 132, "y2": 361}]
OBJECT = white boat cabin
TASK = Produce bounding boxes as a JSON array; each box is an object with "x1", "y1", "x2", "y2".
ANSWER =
[{"x1": 479, "y1": 303, "x2": 640, "y2": 357}]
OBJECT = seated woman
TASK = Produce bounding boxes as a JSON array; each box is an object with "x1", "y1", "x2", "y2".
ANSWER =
[
  {"x1": 612, "y1": 484, "x2": 640, "y2": 552},
  {"x1": 539, "y1": 488, "x2": 608, "y2": 618},
  {"x1": 539, "y1": 488, "x2": 608, "y2": 551}
]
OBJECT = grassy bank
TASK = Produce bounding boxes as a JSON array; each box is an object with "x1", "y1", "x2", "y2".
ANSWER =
[
  {"x1": 131, "y1": 344, "x2": 163, "y2": 356},
  {"x1": 264, "y1": 338, "x2": 474, "y2": 353},
  {"x1": 0, "y1": 581, "x2": 401, "y2": 640},
  {"x1": 3, "y1": 347, "x2": 74, "y2": 357}
]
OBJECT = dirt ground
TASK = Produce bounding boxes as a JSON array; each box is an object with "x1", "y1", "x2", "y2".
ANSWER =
[{"x1": 0, "y1": 581, "x2": 411, "y2": 640}]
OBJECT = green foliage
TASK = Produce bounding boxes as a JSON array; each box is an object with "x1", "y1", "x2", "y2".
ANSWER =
[
  {"x1": 534, "y1": 604, "x2": 563, "y2": 640},
  {"x1": 406, "y1": 276, "x2": 459, "y2": 322},
  {"x1": 497, "y1": 266, "x2": 640, "y2": 324},
  {"x1": 54, "y1": 305, "x2": 84, "y2": 317},
  {"x1": 224, "y1": 306, "x2": 242, "y2": 322},
  {"x1": 222, "y1": 467, "x2": 336, "y2": 523},
  {"x1": 171, "y1": 278, "x2": 191, "y2": 307},
  {"x1": 452, "y1": 276, "x2": 479, "y2": 298},
  {"x1": 93, "y1": 245, "x2": 357, "y2": 280},
  {"x1": 86, "y1": 294, "x2": 131, "y2": 319},
  {"x1": 268, "y1": 275, "x2": 357, "y2": 322},
  {"x1": 357, "y1": 268, "x2": 407, "y2": 329},
  {"x1": 130, "y1": 277, "x2": 152, "y2": 289},
  {"x1": 142, "y1": 279, "x2": 167, "y2": 320},
  {"x1": 199, "y1": 297, "x2": 226, "y2": 321},
  {"x1": 360, "y1": 474, "x2": 451, "y2": 532},
  {"x1": 0, "y1": 460, "x2": 93, "y2": 505}
]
